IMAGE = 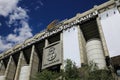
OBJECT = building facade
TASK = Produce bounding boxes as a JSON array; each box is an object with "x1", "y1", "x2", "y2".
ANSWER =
[{"x1": 0, "y1": 0, "x2": 120, "y2": 80}]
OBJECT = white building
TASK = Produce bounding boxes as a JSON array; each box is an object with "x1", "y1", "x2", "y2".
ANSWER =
[{"x1": 0, "y1": 0, "x2": 120, "y2": 80}]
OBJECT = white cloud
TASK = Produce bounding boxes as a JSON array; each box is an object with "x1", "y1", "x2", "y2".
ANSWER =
[
  {"x1": 0, "y1": 21, "x2": 33, "y2": 52},
  {"x1": 9, "y1": 7, "x2": 28, "y2": 24},
  {"x1": 0, "y1": 36, "x2": 13, "y2": 52},
  {"x1": 0, "y1": 0, "x2": 18, "y2": 17},
  {"x1": 0, "y1": 0, "x2": 33, "y2": 52},
  {"x1": 7, "y1": 21, "x2": 33, "y2": 43}
]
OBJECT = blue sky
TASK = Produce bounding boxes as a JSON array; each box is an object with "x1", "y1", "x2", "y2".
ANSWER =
[{"x1": 0, "y1": 0, "x2": 108, "y2": 53}]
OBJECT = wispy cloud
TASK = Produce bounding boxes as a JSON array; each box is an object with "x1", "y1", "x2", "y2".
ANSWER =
[
  {"x1": 35, "y1": 6, "x2": 40, "y2": 10},
  {"x1": 0, "y1": 22, "x2": 2, "y2": 26},
  {"x1": 34, "y1": 0, "x2": 44, "y2": 10},
  {"x1": 38, "y1": 1, "x2": 44, "y2": 6},
  {"x1": 7, "y1": 21, "x2": 33, "y2": 43},
  {"x1": 9, "y1": 7, "x2": 28, "y2": 25},
  {"x1": 0, "y1": 36, "x2": 13, "y2": 52},
  {"x1": 0, "y1": 0, "x2": 33, "y2": 52}
]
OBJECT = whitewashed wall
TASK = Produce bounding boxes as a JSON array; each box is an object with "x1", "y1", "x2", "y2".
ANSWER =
[
  {"x1": 99, "y1": 7, "x2": 120, "y2": 57},
  {"x1": 0, "y1": 76, "x2": 5, "y2": 80},
  {"x1": 19, "y1": 66, "x2": 30, "y2": 80},
  {"x1": 63, "y1": 26, "x2": 81, "y2": 67}
]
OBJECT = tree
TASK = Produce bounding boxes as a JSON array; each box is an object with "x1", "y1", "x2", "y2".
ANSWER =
[
  {"x1": 33, "y1": 70, "x2": 60, "y2": 80},
  {"x1": 88, "y1": 70, "x2": 114, "y2": 80},
  {"x1": 33, "y1": 59, "x2": 115, "y2": 80},
  {"x1": 78, "y1": 62, "x2": 115, "y2": 80},
  {"x1": 63, "y1": 59, "x2": 80, "y2": 80}
]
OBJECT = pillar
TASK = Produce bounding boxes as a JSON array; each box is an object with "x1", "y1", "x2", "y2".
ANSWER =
[
  {"x1": 77, "y1": 25, "x2": 87, "y2": 66},
  {"x1": 5, "y1": 56, "x2": 16, "y2": 80},
  {"x1": 14, "y1": 51, "x2": 27, "y2": 80},
  {"x1": 29, "y1": 45, "x2": 39, "y2": 80},
  {"x1": 0, "y1": 60, "x2": 6, "y2": 76},
  {"x1": 96, "y1": 17, "x2": 109, "y2": 57}
]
